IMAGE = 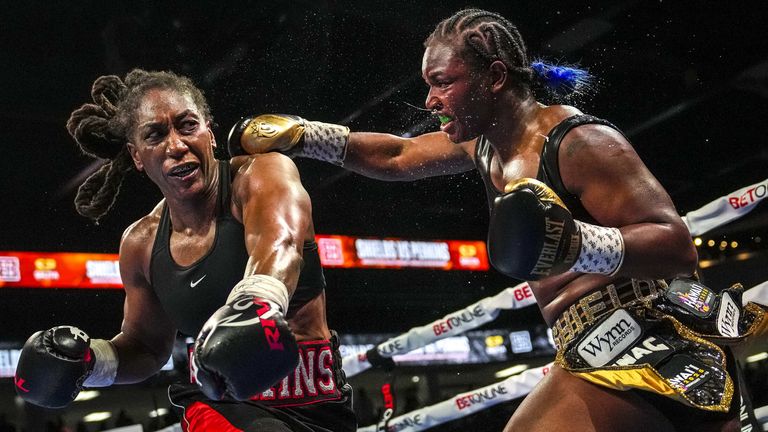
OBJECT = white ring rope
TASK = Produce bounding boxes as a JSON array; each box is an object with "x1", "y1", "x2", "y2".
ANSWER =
[
  {"x1": 342, "y1": 283, "x2": 537, "y2": 377},
  {"x1": 357, "y1": 364, "x2": 552, "y2": 432},
  {"x1": 682, "y1": 177, "x2": 768, "y2": 236}
]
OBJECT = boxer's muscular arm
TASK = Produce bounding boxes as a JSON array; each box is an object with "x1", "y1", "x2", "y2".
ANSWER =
[
  {"x1": 559, "y1": 125, "x2": 697, "y2": 278},
  {"x1": 111, "y1": 217, "x2": 176, "y2": 384},
  {"x1": 231, "y1": 152, "x2": 312, "y2": 296},
  {"x1": 343, "y1": 131, "x2": 476, "y2": 181}
]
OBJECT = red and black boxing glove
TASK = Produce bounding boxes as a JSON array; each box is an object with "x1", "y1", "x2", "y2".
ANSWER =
[
  {"x1": 191, "y1": 275, "x2": 299, "y2": 401},
  {"x1": 15, "y1": 326, "x2": 118, "y2": 408}
]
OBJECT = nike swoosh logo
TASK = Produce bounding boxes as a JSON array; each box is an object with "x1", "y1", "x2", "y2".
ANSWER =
[{"x1": 190, "y1": 275, "x2": 207, "y2": 288}]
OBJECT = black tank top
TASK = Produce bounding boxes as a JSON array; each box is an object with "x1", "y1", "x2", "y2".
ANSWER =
[
  {"x1": 475, "y1": 114, "x2": 623, "y2": 223},
  {"x1": 150, "y1": 160, "x2": 326, "y2": 336}
]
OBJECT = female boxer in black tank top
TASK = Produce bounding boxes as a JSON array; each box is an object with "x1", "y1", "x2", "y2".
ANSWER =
[
  {"x1": 227, "y1": 8, "x2": 767, "y2": 432},
  {"x1": 15, "y1": 69, "x2": 355, "y2": 432}
]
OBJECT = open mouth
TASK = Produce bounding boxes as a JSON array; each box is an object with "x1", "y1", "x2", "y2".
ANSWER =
[
  {"x1": 436, "y1": 113, "x2": 453, "y2": 125},
  {"x1": 169, "y1": 162, "x2": 199, "y2": 179}
]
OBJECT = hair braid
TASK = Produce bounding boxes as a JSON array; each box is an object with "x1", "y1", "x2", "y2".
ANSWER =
[
  {"x1": 73, "y1": 149, "x2": 134, "y2": 222},
  {"x1": 427, "y1": 8, "x2": 593, "y2": 99}
]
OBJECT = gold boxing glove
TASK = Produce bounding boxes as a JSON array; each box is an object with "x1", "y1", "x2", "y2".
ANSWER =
[
  {"x1": 228, "y1": 114, "x2": 306, "y2": 155},
  {"x1": 504, "y1": 178, "x2": 567, "y2": 209},
  {"x1": 227, "y1": 114, "x2": 349, "y2": 165}
]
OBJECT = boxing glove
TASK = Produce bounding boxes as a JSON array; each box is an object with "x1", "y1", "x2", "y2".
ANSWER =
[
  {"x1": 15, "y1": 326, "x2": 95, "y2": 408},
  {"x1": 191, "y1": 275, "x2": 299, "y2": 401},
  {"x1": 227, "y1": 114, "x2": 349, "y2": 165},
  {"x1": 488, "y1": 178, "x2": 624, "y2": 280}
]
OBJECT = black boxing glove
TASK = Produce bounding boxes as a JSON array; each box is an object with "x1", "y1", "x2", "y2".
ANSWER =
[
  {"x1": 191, "y1": 275, "x2": 299, "y2": 401},
  {"x1": 227, "y1": 114, "x2": 349, "y2": 165},
  {"x1": 488, "y1": 178, "x2": 625, "y2": 280},
  {"x1": 15, "y1": 326, "x2": 118, "y2": 408}
]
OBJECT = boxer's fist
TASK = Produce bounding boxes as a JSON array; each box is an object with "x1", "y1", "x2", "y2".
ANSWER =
[
  {"x1": 488, "y1": 178, "x2": 581, "y2": 280},
  {"x1": 15, "y1": 326, "x2": 94, "y2": 408},
  {"x1": 228, "y1": 114, "x2": 349, "y2": 165},
  {"x1": 191, "y1": 296, "x2": 299, "y2": 401},
  {"x1": 227, "y1": 114, "x2": 307, "y2": 157}
]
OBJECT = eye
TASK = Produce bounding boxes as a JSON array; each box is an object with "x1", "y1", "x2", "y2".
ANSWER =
[
  {"x1": 180, "y1": 120, "x2": 199, "y2": 133},
  {"x1": 145, "y1": 129, "x2": 162, "y2": 142}
]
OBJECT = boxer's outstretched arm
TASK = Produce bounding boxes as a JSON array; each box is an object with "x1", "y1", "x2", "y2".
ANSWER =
[
  {"x1": 112, "y1": 218, "x2": 177, "y2": 384},
  {"x1": 343, "y1": 131, "x2": 476, "y2": 181},
  {"x1": 559, "y1": 124, "x2": 697, "y2": 278},
  {"x1": 228, "y1": 114, "x2": 475, "y2": 181},
  {"x1": 190, "y1": 152, "x2": 308, "y2": 401},
  {"x1": 231, "y1": 152, "x2": 312, "y2": 293}
]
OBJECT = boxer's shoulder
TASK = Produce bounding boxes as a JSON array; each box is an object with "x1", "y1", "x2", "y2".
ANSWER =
[
  {"x1": 121, "y1": 201, "x2": 163, "y2": 244},
  {"x1": 119, "y1": 201, "x2": 163, "y2": 279}
]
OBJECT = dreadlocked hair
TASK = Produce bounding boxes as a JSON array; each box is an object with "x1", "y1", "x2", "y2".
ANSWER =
[
  {"x1": 66, "y1": 69, "x2": 212, "y2": 222},
  {"x1": 425, "y1": 8, "x2": 594, "y2": 101}
]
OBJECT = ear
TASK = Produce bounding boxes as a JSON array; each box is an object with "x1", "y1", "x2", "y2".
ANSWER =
[
  {"x1": 126, "y1": 142, "x2": 144, "y2": 172},
  {"x1": 489, "y1": 60, "x2": 508, "y2": 93},
  {"x1": 208, "y1": 126, "x2": 217, "y2": 148}
]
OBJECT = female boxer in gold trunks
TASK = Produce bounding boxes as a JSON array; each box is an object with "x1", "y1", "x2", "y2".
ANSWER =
[{"x1": 228, "y1": 8, "x2": 767, "y2": 432}]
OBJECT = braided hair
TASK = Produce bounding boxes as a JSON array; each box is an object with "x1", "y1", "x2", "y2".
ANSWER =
[
  {"x1": 66, "y1": 69, "x2": 212, "y2": 221},
  {"x1": 425, "y1": 8, "x2": 594, "y2": 100}
]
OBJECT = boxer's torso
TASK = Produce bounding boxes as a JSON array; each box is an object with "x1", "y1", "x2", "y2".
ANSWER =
[
  {"x1": 475, "y1": 108, "x2": 634, "y2": 324},
  {"x1": 146, "y1": 160, "x2": 327, "y2": 339}
]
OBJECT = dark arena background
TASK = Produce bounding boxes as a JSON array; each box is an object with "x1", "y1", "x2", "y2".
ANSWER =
[{"x1": 2, "y1": 1, "x2": 768, "y2": 431}]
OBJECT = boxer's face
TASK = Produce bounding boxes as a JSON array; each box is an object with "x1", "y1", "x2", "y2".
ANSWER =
[
  {"x1": 422, "y1": 41, "x2": 494, "y2": 142},
  {"x1": 126, "y1": 88, "x2": 217, "y2": 200}
]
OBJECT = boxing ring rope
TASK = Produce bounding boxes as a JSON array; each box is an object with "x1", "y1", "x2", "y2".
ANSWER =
[
  {"x1": 342, "y1": 282, "x2": 538, "y2": 378},
  {"x1": 357, "y1": 364, "x2": 552, "y2": 432},
  {"x1": 682, "y1": 177, "x2": 767, "y2": 236}
]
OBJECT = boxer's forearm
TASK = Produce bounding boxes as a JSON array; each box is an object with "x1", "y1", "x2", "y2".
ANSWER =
[
  {"x1": 344, "y1": 131, "x2": 473, "y2": 181},
  {"x1": 614, "y1": 221, "x2": 697, "y2": 279},
  {"x1": 111, "y1": 332, "x2": 174, "y2": 384}
]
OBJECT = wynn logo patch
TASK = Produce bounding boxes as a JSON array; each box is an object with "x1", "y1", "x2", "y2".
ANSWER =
[{"x1": 577, "y1": 309, "x2": 642, "y2": 367}]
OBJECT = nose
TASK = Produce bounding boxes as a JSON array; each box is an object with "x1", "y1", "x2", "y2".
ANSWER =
[
  {"x1": 424, "y1": 88, "x2": 442, "y2": 111},
  {"x1": 166, "y1": 129, "x2": 189, "y2": 158}
]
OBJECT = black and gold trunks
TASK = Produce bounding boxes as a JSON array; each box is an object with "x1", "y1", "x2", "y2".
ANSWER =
[{"x1": 552, "y1": 278, "x2": 767, "y2": 412}]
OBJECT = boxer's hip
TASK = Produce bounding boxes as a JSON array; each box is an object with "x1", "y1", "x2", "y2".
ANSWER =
[{"x1": 552, "y1": 278, "x2": 767, "y2": 412}]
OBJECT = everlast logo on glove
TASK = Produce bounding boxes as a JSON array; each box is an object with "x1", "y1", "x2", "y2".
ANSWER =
[
  {"x1": 530, "y1": 218, "x2": 566, "y2": 277},
  {"x1": 577, "y1": 309, "x2": 642, "y2": 367}
]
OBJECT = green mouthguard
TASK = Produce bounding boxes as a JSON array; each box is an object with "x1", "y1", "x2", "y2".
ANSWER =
[{"x1": 438, "y1": 114, "x2": 452, "y2": 124}]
